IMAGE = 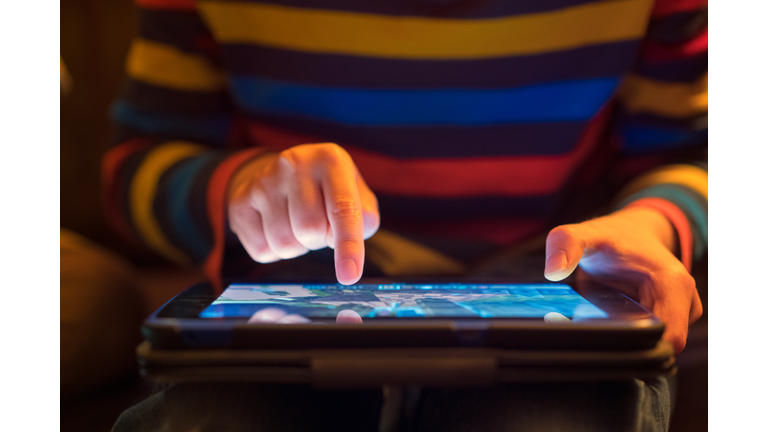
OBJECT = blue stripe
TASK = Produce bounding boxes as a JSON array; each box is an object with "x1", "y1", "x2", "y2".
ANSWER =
[
  {"x1": 229, "y1": 76, "x2": 619, "y2": 125},
  {"x1": 111, "y1": 102, "x2": 232, "y2": 145},
  {"x1": 620, "y1": 126, "x2": 708, "y2": 153},
  {"x1": 165, "y1": 155, "x2": 217, "y2": 262},
  {"x1": 619, "y1": 111, "x2": 707, "y2": 132}
]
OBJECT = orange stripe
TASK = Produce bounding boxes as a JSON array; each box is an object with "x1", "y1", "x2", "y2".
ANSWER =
[
  {"x1": 101, "y1": 139, "x2": 153, "y2": 242},
  {"x1": 245, "y1": 110, "x2": 609, "y2": 198},
  {"x1": 625, "y1": 197, "x2": 692, "y2": 272},
  {"x1": 135, "y1": 0, "x2": 196, "y2": 10},
  {"x1": 618, "y1": 73, "x2": 707, "y2": 119},
  {"x1": 203, "y1": 148, "x2": 270, "y2": 292}
]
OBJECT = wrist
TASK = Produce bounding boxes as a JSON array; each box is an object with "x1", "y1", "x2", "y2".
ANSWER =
[
  {"x1": 612, "y1": 205, "x2": 678, "y2": 255},
  {"x1": 618, "y1": 197, "x2": 693, "y2": 272}
]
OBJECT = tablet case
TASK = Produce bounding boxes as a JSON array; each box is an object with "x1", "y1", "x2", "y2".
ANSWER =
[{"x1": 137, "y1": 340, "x2": 675, "y2": 388}]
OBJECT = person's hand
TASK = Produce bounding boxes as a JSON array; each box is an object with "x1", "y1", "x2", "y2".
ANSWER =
[
  {"x1": 228, "y1": 143, "x2": 380, "y2": 285},
  {"x1": 543, "y1": 206, "x2": 703, "y2": 353},
  {"x1": 248, "y1": 307, "x2": 363, "y2": 324}
]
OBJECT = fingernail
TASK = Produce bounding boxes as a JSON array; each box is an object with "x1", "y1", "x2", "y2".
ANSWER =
[
  {"x1": 544, "y1": 250, "x2": 568, "y2": 279},
  {"x1": 277, "y1": 314, "x2": 312, "y2": 324},
  {"x1": 248, "y1": 308, "x2": 284, "y2": 323},
  {"x1": 336, "y1": 309, "x2": 364, "y2": 324},
  {"x1": 338, "y1": 259, "x2": 359, "y2": 285},
  {"x1": 543, "y1": 312, "x2": 572, "y2": 324}
]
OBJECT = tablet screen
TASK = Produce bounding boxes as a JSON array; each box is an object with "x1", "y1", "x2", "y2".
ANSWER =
[{"x1": 198, "y1": 283, "x2": 608, "y2": 319}]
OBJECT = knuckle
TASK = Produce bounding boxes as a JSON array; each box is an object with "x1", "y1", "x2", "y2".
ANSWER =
[
  {"x1": 293, "y1": 216, "x2": 328, "y2": 238},
  {"x1": 648, "y1": 266, "x2": 698, "y2": 305},
  {"x1": 667, "y1": 266, "x2": 696, "y2": 292},
  {"x1": 276, "y1": 153, "x2": 298, "y2": 174},
  {"x1": 253, "y1": 253, "x2": 279, "y2": 264},
  {"x1": 363, "y1": 209, "x2": 380, "y2": 229},
  {"x1": 242, "y1": 235, "x2": 269, "y2": 253},
  {"x1": 282, "y1": 143, "x2": 354, "y2": 173},
  {"x1": 248, "y1": 194, "x2": 270, "y2": 213},
  {"x1": 362, "y1": 193, "x2": 380, "y2": 214},
  {"x1": 267, "y1": 232, "x2": 310, "y2": 259},
  {"x1": 248, "y1": 245, "x2": 277, "y2": 263},
  {"x1": 692, "y1": 307, "x2": 703, "y2": 322},
  {"x1": 330, "y1": 199, "x2": 360, "y2": 219},
  {"x1": 256, "y1": 172, "x2": 280, "y2": 193},
  {"x1": 270, "y1": 234, "x2": 299, "y2": 253},
  {"x1": 548, "y1": 224, "x2": 578, "y2": 242},
  {"x1": 278, "y1": 148, "x2": 295, "y2": 160},
  {"x1": 336, "y1": 239, "x2": 363, "y2": 255},
  {"x1": 279, "y1": 148, "x2": 306, "y2": 170},
  {"x1": 228, "y1": 204, "x2": 251, "y2": 225},
  {"x1": 682, "y1": 272, "x2": 696, "y2": 291},
  {"x1": 317, "y1": 143, "x2": 350, "y2": 164}
]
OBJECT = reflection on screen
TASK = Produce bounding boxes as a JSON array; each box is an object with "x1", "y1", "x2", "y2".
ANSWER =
[{"x1": 199, "y1": 283, "x2": 608, "y2": 319}]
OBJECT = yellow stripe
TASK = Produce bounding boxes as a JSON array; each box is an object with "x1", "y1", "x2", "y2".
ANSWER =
[
  {"x1": 366, "y1": 230, "x2": 466, "y2": 276},
  {"x1": 618, "y1": 73, "x2": 708, "y2": 118},
  {"x1": 126, "y1": 38, "x2": 226, "y2": 91},
  {"x1": 198, "y1": 0, "x2": 653, "y2": 60},
  {"x1": 130, "y1": 142, "x2": 207, "y2": 266},
  {"x1": 617, "y1": 164, "x2": 708, "y2": 202}
]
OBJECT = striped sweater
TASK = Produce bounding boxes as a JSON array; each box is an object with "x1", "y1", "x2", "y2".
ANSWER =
[{"x1": 104, "y1": 0, "x2": 708, "y2": 282}]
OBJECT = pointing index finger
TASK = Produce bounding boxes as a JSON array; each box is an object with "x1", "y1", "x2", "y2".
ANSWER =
[{"x1": 320, "y1": 155, "x2": 365, "y2": 285}]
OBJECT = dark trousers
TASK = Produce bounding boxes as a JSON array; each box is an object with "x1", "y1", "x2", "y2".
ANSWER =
[{"x1": 113, "y1": 377, "x2": 672, "y2": 432}]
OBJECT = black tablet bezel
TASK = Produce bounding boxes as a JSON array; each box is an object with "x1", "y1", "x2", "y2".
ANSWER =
[{"x1": 143, "y1": 277, "x2": 664, "y2": 351}]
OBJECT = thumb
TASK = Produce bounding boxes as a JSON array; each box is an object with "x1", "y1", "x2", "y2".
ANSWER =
[
  {"x1": 336, "y1": 309, "x2": 363, "y2": 324},
  {"x1": 544, "y1": 225, "x2": 587, "y2": 281}
]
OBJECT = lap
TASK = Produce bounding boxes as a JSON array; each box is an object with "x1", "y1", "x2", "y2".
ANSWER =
[
  {"x1": 113, "y1": 377, "x2": 671, "y2": 432},
  {"x1": 112, "y1": 382, "x2": 384, "y2": 432},
  {"x1": 408, "y1": 377, "x2": 671, "y2": 432}
]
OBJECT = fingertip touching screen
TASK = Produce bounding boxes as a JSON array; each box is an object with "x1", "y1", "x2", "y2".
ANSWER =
[{"x1": 199, "y1": 283, "x2": 608, "y2": 319}]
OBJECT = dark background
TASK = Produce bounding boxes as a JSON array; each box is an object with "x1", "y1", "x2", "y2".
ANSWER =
[
  {"x1": 60, "y1": 1, "x2": 707, "y2": 430},
  {"x1": 61, "y1": 0, "x2": 165, "y2": 266}
]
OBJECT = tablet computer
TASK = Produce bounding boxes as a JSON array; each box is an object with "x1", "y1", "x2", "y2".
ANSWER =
[
  {"x1": 143, "y1": 278, "x2": 663, "y2": 351},
  {"x1": 138, "y1": 278, "x2": 675, "y2": 386}
]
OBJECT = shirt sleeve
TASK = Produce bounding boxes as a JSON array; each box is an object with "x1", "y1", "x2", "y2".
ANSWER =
[
  {"x1": 610, "y1": 0, "x2": 708, "y2": 266},
  {"x1": 101, "y1": 0, "x2": 270, "y2": 284}
]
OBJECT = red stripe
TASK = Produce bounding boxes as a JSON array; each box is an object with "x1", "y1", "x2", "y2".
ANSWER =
[
  {"x1": 101, "y1": 139, "x2": 153, "y2": 242},
  {"x1": 642, "y1": 27, "x2": 708, "y2": 63},
  {"x1": 392, "y1": 218, "x2": 546, "y2": 246},
  {"x1": 625, "y1": 197, "x2": 692, "y2": 272},
  {"x1": 245, "y1": 109, "x2": 610, "y2": 198},
  {"x1": 203, "y1": 148, "x2": 269, "y2": 293},
  {"x1": 135, "y1": 0, "x2": 196, "y2": 11},
  {"x1": 652, "y1": 0, "x2": 707, "y2": 18}
]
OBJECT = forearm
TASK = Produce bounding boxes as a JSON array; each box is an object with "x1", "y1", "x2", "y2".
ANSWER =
[{"x1": 104, "y1": 1, "x2": 243, "y2": 270}]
